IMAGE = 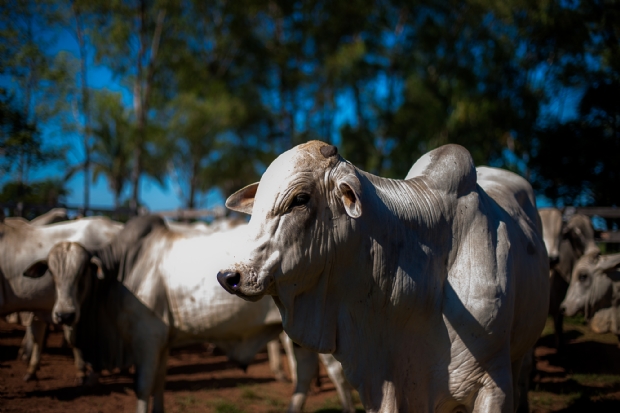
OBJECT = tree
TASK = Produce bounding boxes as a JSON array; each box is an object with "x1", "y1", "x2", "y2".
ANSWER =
[
  {"x1": 89, "y1": 90, "x2": 133, "y2": 209},
  {"x1": 527, "y1": 0, "x2": 620, "y2": 207},
  {"x1": 0, "y1": 89, "x2": 61, "y2": 183},
  {"x1": 0, "y1": 179, "x2": 69, "y2": 219},
  {"x1": 531, "y1": 80, "x2": 620, "y2": 207},
  {"x1": 166, "y1": 92, "x2": 244, "y2": 209},
  {"x1": 84, "y1": 0, "x2": 170, "y2": 213}
]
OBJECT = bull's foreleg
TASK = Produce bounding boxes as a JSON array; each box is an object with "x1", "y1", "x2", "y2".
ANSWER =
[
  {"x1": 267, "y1": 338, "x2": 288, "y2": 382},
  {"x1": 63, "y1": 325, "x2": 90, "y2": 385},
  {"x1": 319, "y1": 354, "x2": 356, "y2": 413},
  {"x1": 134, "y1": 359, "x2": 156, "y2": 413},
  {"x1": 72, "y1": 347, "x2": 89, "y2": 384},
  {"x1": 512, "y1": 351, "x2": 533, "y2": 413},
  {"x1": 23, "y1": 318, "x2": 47, "y2": 381},
  {"x1": 472, "y1": 363, "x2": 514, "y2": 413},
  {"x1": 281, "y1": 333, "x2": 297, "y2": 385},
  {"x1": 151, "y1": 350, "x2": 169, "y2": 413},
  {"x1": 18, "y1": 324, "x2": 34, "y2": 361},
  {"x1": 134, "y1": 343, "x2": 168, "y2": 413},
  {"x1": 286, "y1": 340, "x2": 319, "y2": 413}
]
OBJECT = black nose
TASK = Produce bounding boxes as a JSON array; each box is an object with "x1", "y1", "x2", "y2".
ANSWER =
[
  {"x1": 55, "y1": 312, "x2": 76, "y2": 325},
  {"x1": 217, "y1": 271, "x2": 241, "y2": 293},
  {"x1": 549, "y1": 255, "x2": 560, "y2": 267},
  {"x1": 559, "y1": 305, "x2": 566, "y2": 315}
]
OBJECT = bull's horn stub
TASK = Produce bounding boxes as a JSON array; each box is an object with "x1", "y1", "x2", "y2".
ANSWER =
[{"x1": 320, "y1": 144, "x2": 338, "y2": 158}]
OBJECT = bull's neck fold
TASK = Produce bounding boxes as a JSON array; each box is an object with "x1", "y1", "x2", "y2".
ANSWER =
[{"x1": 321, "y1": 169, "x2": 457, "y2": 412}]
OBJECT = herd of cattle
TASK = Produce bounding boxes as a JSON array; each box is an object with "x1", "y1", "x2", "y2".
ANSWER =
[{"x1": 1, "y1": 140, "x2": 619, "y2": 413}]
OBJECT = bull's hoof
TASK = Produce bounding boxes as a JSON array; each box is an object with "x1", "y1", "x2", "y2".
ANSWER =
[
  {"x1": 23, "y1": 371, "x2": 37, "y2": 382},
  {"x1": 17, "y1": 348, "x2": 32, "y2": 362}
]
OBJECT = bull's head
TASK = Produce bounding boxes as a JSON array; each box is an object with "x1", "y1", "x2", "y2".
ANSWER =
[
  {"x1": 563, "y1": 214, "x2": 599, "y2": 258},
  {"x1": 23, "y1": 242, "x2": 102, "y2": 326},
  {"x1": 560, "y1": 251, "x2": 620, "y2": 319},
  {"x1": 217, "y1": 141, "x2": 362, "y2": 352}
]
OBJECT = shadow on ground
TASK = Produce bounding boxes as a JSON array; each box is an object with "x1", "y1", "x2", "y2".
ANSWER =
[
  {"x1": 24, "y1": 373, "x2": 276, "y2": 401},
  {"x1": 532, "y1": 329, "x2": 620, "y2": 412}
]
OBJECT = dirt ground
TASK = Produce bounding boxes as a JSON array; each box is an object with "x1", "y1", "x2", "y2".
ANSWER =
[{"x1": 1, "y1": 317, "x2": 619, "y2": 413}]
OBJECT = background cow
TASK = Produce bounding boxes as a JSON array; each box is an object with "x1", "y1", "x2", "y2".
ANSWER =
[
  {"x1": 4, "y1": 208, "x2": 70, "y2": 375},
  {"x1": 540, "y1": 209, "x2": 599, "y2": 350},
  {"x1": 0, "y1": 214, "x2": 122, "y2": 380},
  {"x1": 26, "y1": 215, "x2": 354, "y2": 413},
  {"x1": 218, "y1": 141, "x2": 549, "y2": 413},
  {"x1": 560, "y1": 251, "x2": 620, "y2": 339},
  {"x1": 589, "y1": 306, "x2": 620, "y2": 337}
]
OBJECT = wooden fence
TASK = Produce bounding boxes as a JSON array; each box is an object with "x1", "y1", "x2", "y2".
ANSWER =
[
  {"x1": 0, "y1": 202, "x2": 226, "y2": 222},
  {"x1": 567, "y1": 206, "x2": 620, "y2": 243}
]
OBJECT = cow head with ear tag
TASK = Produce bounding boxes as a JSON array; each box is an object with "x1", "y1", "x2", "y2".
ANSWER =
[
  {"x1": 217, "y1": 141, "x2": 362, "y2": 352},
  {"x1": 23, "y1": 242, "x2": 103, "y2": 326}
]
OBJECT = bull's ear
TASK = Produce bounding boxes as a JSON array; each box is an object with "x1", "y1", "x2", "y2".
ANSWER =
[
  {"x1": 596, "y1": 253, "x2": 620, "y2": 275},
  {"x1": 23, "y1": 260, "x2": 49, "y2": 278},
  {"x1": 337, "y1": 175, "x2": 362, "y2": 218},
  {"x1": 90, "y1": 256, "x2": 105, "y2": 280},
  {"x1": 226, "y1": 182, "x2": 259, "y2": 215}
]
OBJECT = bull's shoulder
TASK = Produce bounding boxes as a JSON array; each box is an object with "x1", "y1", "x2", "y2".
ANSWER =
[{"x1": 405, "y1": 144, "x2": 477, "y2": 197}]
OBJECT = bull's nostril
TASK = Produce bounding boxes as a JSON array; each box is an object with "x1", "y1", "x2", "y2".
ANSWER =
[
  {"x1": 217, "y1": 271, "x2": 241, "y2": 293},
  {"x1": 226, "y1": 272, "x2": 241, "y2": 288},
  {"x1": 559, "y1": 305, "x2": 566, "y2": 315}
]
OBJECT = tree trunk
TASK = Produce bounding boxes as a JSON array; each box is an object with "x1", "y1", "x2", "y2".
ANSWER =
[
  {"x1": 129, "y1": 0, "x2": 147, "y2": 215},
  {"x1": 73, "y1": 1, "x2": 90, "y2": 215},
  {"x1": 129, "y1": 3, "x2": 165, "y2": 214},
  {"x1": 187, "y1": 157, "x2": 199, "y2": 210}
]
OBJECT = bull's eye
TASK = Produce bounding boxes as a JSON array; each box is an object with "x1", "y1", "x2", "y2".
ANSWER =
[
  {"x1": 289, "y1": 193, "x2": 310, "y2": 209},
  {"x1": 578, "y1": 273, "x2": 588, "y2": 282}
]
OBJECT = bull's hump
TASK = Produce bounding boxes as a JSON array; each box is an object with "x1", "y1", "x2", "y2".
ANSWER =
[{"x1": 407, "y1": 144, "x2": 477, "y2": 196}]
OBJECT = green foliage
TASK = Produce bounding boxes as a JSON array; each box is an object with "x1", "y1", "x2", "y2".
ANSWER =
[
  {"x1": 0, "y1": 89, "x2": 62, "y2": 181},
  {"x1": 0, "y1": 179, "x2": 69, "y2": 219},
  {"x1": 1, "y1": 0, "x2": 618, "y2": 210},
  {"x1": 532, "y1": 79, "x2": 620, "y2": 207}
]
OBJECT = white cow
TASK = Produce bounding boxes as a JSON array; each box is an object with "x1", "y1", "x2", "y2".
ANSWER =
[
  {"x1": 27, "y1": 215, "x2": 353, "y2": 413},
  {"x1": 4, "y1": 209, "x2": 70, "y2": 370},
  {"x1": 217, "y1": 141, "x2": 549, "y2": 413},
  {"x1": 539, "y1": 209, "x2": 599, "y2": 350},
  {"x1": 0, "y1": 215, "x2": 122, "y2": 380},
  {"x1": 560, "y1": 251, "x2": 620, "y2": 331}
]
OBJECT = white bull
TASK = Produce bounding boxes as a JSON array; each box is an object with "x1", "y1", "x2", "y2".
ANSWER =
[{"x1": 217, "y1": 141, "x2": 549, "y2": 413}]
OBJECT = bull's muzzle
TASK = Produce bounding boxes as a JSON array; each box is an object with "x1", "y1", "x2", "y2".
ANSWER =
[
  {"x1": 54, "y1": 311, "x2": 76, "y2": 326},
  {"x1": 549, "y1": 254, "x2": 560, "y2": 268},
  {"x1": 217, "y1": 270, "x2": 242, "y2": 294}
]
